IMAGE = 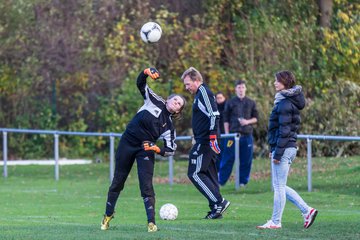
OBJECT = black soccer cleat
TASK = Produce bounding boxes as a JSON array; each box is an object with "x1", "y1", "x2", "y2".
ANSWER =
[
  {"x1": 204, "y1": 211, "x2": 223, "y2": 219},
  {"x1": 205, "y1": 198, "x2": 230, "y2": 219}
]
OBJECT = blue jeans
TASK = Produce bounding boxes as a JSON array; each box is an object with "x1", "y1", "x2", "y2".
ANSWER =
[{"x1": 271, "y1": 147, "x2": 310, "y2": 224}]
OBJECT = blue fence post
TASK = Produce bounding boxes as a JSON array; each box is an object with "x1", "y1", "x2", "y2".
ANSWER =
[
  {"x1": 307, "y1": 138, "x2": 313, "y2": 192},
  {"x1": 54, "y1": 133, "x2": 59, "y2": 181},
  {"x1": 3, "y1": 131, "x2": 8, "y2": 178}
]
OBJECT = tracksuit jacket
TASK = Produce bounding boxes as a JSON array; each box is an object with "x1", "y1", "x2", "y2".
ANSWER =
[{"x1": 192, "y1": 84, "x2": 220, "y2": 143}]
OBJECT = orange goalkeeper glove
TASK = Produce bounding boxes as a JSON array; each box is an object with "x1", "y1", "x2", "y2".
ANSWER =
[
  {"x1": 209, "y1": 135, "x2": 221, "y2": 154},
  {"x1": 142, "y1": 141, "x2": 161, "y2": 154},
  {"x1": 144, "y1": 67, "x2": 160, "y2": 80}
]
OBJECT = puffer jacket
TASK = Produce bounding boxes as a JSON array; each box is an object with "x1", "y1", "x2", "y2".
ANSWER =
[{"x1": 268, "y1": 86, "x2": 305, "y2": 160}]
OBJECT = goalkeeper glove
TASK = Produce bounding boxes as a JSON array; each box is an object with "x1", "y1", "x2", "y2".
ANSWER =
[
  {"x1": 144, "y1": 67, "x2": 160, "y2": 80},
  {"x1": 142, "y1": 141, "x2": 161, "y2": 154},
  {"x1": 209, "y1": 135, "x2": 221, "y2": 154}
]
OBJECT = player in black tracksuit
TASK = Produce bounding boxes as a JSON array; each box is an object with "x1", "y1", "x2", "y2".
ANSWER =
[
  {"x1": 182, "y1": 67, "x2": 230, "y2": 219},
  {"x1": 101, "y1": 68, "x2": 186, "y2": 232}
]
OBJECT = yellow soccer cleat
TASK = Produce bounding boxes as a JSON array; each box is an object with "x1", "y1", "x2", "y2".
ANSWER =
[
  {"x1": 101, "y1": 214, "x2": 114, "y2": 230},
  {"x1": 147, "y1": 222, "x2": 158, "y2": 232}
]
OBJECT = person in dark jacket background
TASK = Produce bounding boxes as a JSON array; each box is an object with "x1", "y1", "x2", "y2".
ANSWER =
[
  {"x1": 218, "y1": 80, "x2": 258, "y2": 186},
  {"x1": 101, "y1": 67, "x2": 186, "y2": 232},
  {"x1": 257, "y1": 70, "x2": 318, "y2": 230},
  {"x1": 215, "y1": 91, "x2": 227, "y2": 169},
  {"x1": 215, "y1": 92, "x2": 227, "y2": 134}
]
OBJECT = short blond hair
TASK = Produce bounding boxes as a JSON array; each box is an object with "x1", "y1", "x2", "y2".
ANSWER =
[{"x1": 181, "y1": 67, "x2": 203, "y2": 83}]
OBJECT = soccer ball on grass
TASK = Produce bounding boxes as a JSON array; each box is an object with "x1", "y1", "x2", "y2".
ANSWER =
[
  {"x1": 140, "y1": 22, "x2": 162, "y2": 43},
  {"x1": 159, "y1": 203, "x2": 178, "y2": 220}
]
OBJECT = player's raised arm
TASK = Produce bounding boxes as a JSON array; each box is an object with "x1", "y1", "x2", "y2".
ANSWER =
[{"x1": 137, "y1": 67, "x2": 160, "y2": 98}]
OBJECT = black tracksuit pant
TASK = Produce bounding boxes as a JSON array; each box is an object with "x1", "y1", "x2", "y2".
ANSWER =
[
  {"x1": 105, "y1": 136, "x2": 156, "y2": 223},
  {"x1": 187, "y1": 143, "x2": 223, "y2": 210}
]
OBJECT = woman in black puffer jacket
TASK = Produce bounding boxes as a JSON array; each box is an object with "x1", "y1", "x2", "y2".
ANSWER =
[
  {"x1": 257, "y1": 71, "x2": 318, "y2": 230},
  {"x1": 267, "y1": 76, "x2": 305, "y2": 161}
]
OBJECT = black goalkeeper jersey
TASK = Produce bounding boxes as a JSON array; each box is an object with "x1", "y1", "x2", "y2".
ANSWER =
[{"x1": 122, "y1": 72, "x2": 176, "y2": 156}]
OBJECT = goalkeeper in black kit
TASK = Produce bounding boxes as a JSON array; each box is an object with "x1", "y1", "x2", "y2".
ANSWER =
[
  {"x1": 182, "y1": 67, "x2": 230, "y2": 219},
  {"x1": 101, "y1": 67, "x2": 186, "y2": 232}
]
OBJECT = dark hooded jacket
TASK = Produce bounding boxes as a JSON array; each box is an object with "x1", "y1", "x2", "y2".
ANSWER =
[{"x1": 268, "y1": 86, "x2": 305, "y2": 160}]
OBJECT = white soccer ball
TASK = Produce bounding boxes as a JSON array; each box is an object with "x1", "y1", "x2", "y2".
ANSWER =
[
  {"x1": 140, "y1": 22, "x2": 162, "y2": 43},
  {"x1": 159, "y1": 203, "x2": 178, "y2": 220}
]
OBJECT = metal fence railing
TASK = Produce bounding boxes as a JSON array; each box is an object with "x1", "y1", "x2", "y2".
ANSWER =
[
  {"x1": 297, "y1": 134, "x2": 360, "y2": 192},
  {"x1": 1, "y1": 128, "x2": 359, "y2": 191},
  {"x1": 1, "y1": 128, "x2": 122, "y2": 183}
]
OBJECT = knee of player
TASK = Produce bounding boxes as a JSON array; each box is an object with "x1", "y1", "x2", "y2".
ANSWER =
[
  {"x1": 109, "y1": 176, "x2": 125, "y2": 192},
  {"x1": 109, "y1": 184, "x2": 123, "y2": 193},
  {"x1": 140, "y1": 184, "x2": 154, "y2": 196},
  {"x1": 187, "y1": 172, "x2": 196, "y2": 181}
]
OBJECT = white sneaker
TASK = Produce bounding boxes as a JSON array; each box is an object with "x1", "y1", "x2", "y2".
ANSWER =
[
  {"x1": 256, "y1": 220, "x2": 282, "y2": 229},
  {"x1": 303, "y1": 208, "x2": 318, "y2": 229}
]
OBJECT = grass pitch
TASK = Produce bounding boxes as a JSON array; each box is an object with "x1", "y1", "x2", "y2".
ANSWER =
[{"x1": 0, "y1": 156, "x2": 359, "y2": 240}]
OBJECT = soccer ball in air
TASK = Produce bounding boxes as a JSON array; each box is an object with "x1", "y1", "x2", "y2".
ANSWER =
[
  {"x1": 140, "y1": 22, "x2": 162, "y2": 43},
  {"x1": 159, "y1": 203, "x2": 178, "y2": 220}
]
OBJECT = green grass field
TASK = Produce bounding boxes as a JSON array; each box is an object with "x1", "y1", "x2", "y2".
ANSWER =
[{"x1": 0, "y1": 156, "x2": 359, "y2": 240}]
